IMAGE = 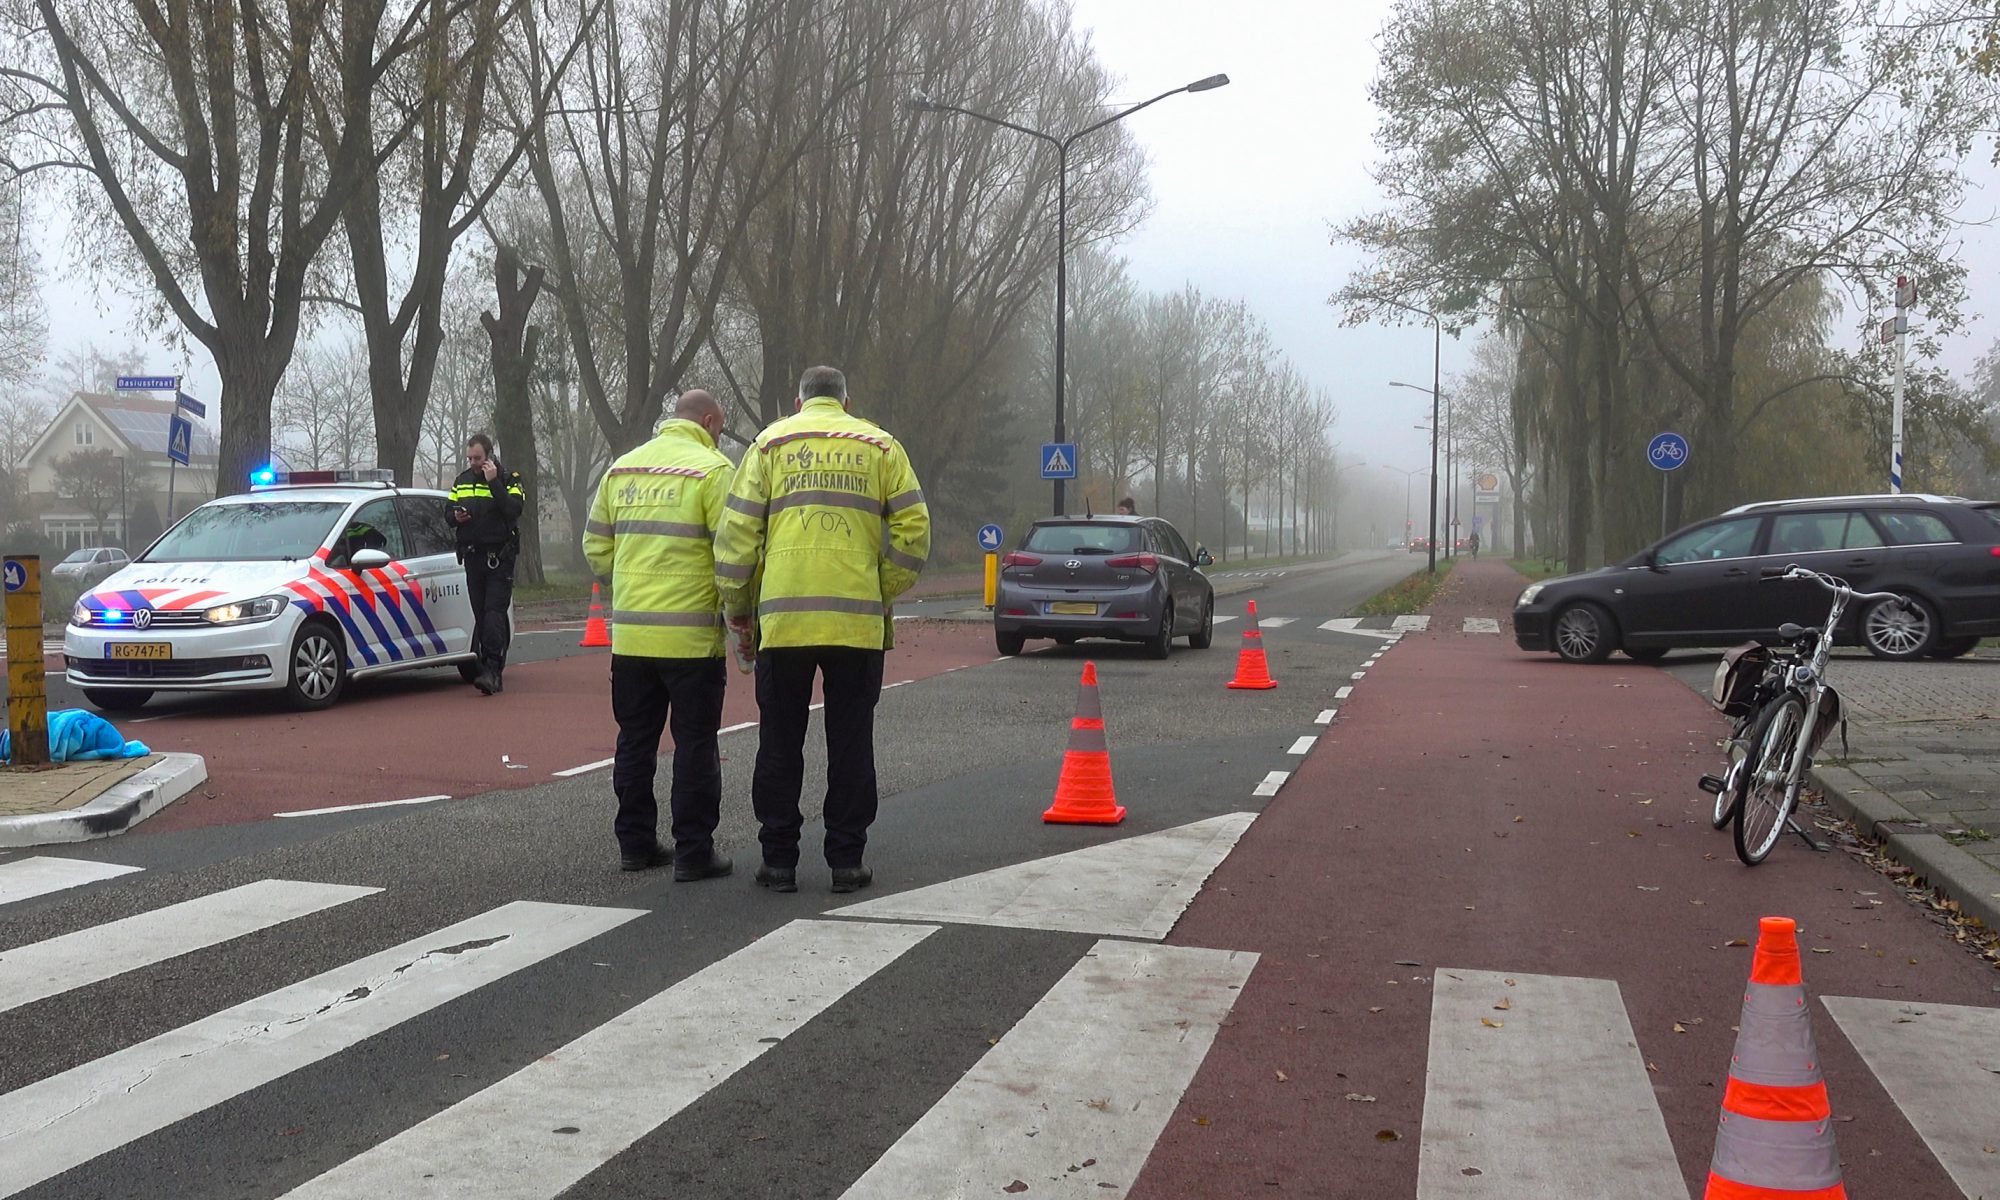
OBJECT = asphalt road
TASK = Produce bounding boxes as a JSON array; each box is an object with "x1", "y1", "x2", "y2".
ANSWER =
[{"x1": 0, "y1": 551, "x2": 1418, "y2": 1199}]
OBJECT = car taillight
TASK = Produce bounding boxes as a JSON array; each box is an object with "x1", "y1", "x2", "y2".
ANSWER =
[
  {"x1": 1002, "y1": 552, "x2": 1042, "y2": 568},
  {"x1": 1105, "y1": 553, "x2": 1159, "y2": 572},
  {"x1": 1991, "y1": 546, "x2": 2000, "y2": 557}
]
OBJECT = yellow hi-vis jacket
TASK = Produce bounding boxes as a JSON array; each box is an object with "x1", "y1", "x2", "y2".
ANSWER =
[
  {"x1": 713, "y1": 396, "x2": 930, "y2": 650},
  {"x1": 581, "y1": 419, "x2": 732, "y2": 658}
]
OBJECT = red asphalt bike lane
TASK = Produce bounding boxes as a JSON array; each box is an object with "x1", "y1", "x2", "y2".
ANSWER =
[
  {"x1": 1131, "y1": 559, "x2": 1996, "y2": 1198},
  {"x1": 113, "y1": 619, "x2": 999, "y2": 833}
]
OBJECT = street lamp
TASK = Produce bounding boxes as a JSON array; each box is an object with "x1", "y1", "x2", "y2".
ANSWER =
[
  {"x1": 1374, "y1": 301, "x2": 1442, "y2": 573},
  {"x1": 1394, "y1": 379, "x2": 1452, "y2": 562},
  {"x1": 1381, "y1": 464, "x2": 1429, "y2": 548},
  {"x1": 910, "y1": 74, "x2": 1231, "y2": 516}
]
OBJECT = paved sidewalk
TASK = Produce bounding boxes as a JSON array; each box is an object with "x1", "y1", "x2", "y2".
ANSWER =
[
  {"x1": 0, "y1": 751, "x2": 208, "y2": 846},
  {"x1": 1808, "y1": 650, "x2": 2000, "y2": 931}
]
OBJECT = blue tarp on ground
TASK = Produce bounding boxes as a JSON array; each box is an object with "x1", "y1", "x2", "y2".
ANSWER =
[{"x1": 0, "y1": 709, "x2": 150, "y2": 764}]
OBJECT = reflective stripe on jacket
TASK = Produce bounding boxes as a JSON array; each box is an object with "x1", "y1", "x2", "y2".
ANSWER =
[
  {"x1": 713, "y1": 396, "x2": 930, "y2": 650},
  {"x1": 450, "y1": 463, "x2": 526, "y2": 552},
  {"x1": 582, "y1": 420, "x2": 732, "y2": 658}
]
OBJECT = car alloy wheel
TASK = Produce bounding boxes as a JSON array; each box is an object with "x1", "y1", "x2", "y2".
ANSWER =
[
  {"x1": 1862, "y1": 595, "x2": 1933, "y2": 660},
  {"x1": 292, "y1": 628, "x2": 343, "y2": 705},
  {"x1": 1553, "y1": 602, "x2": 1614, "y2": 664}
]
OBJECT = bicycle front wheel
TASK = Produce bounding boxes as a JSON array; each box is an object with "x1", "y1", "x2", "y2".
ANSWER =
[{"x1": 1734, "y1": 693, "x2": 1805, "y2": 865}]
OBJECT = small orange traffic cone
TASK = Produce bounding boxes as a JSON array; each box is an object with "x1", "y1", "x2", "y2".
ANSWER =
[
  {"x1": 579, "y1": 580, "x2": 612, "y2": 648},
  {"x1": 1043, "y1": 661, "x2": 1125, "y2": 824},
  {"x1": 1703, "y1": 916, "x2": 1846, "y2": 1199},
  {"x1": 1226, "y1": 599, "x2": 1278, "y2": 689}
]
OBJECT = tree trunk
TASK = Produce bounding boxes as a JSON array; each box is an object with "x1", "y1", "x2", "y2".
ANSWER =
[
  {"x1": 212, "y1": 348, "x2": 278, "y2": 506},
  {"x1": 482, "y1": 245, "x2": 547, "y2": 586}
]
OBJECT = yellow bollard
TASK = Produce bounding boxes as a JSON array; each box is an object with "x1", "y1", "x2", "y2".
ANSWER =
[
  {"x1": 983, "y1": 551, "x2": 998, "y2": 607},
  {"x1": 3, "y1": 555, "x2": 49, "y2": 766}
]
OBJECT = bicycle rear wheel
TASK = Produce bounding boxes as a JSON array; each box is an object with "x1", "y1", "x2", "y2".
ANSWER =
[
  {"x1": 1734, "y1": 694, "x2": 1805, "y2": 865},
  {"x1": 1711, "y1": 733, "x2": 1751, "y2": 829}
]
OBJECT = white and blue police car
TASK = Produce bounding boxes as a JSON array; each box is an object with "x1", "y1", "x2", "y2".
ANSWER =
[{"x1": 63, "y1": 468, "x2": 500, "y2": 711}]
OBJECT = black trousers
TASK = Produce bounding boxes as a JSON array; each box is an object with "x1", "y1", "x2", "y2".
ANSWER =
[
  {"x1": 463, "y1": 551, "x2": 515, "y2": 670},
  {"x1": 611, "y1": 655, "x2": 727, "y2": 860},
  {"x1": 751, "y1": 646, "x2": 884, "y2": 870}
]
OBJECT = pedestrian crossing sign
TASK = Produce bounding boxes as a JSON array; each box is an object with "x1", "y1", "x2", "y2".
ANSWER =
[
  {"x1": 168, "y1": 414, "x2": 192, "y2": 466},
  {"x1": 1041, "y1": 443, "x2": 1077, "y2": 479}
]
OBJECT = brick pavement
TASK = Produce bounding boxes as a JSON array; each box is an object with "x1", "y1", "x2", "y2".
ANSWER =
[{"x1": 1816, "y1": 651, "x2": 2000, "y2": 877}]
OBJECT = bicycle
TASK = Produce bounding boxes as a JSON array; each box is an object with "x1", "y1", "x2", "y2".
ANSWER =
[{"x1": 1700, "y1": 565, "x2": 1907, "y2": 865}]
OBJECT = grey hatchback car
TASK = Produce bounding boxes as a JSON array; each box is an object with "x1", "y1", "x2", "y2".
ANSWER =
[{"x1": 993, "y1": 515, "x2": 1217, "y2": 657}]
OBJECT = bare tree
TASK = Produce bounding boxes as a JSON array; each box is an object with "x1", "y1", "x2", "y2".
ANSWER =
[
  {"x1": 6, "y1": 1, "x2": 447, "y2": 494},
  {"x1": 0, "y1": 176, "x2": 42, "y2": 386},
  {"x1": 53, "y1": 445, "x2": 120, "y2": 527},
  {"x1": 273, "y1": 334, "x2": 374, "y2": 470}
]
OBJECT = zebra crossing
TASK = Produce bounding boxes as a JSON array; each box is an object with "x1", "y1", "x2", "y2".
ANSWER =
[{"x1": 3, "y1": 842, "x2": 1995, "y2": 1198}]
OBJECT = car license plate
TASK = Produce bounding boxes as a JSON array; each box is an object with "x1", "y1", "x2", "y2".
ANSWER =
[
  {"x1": 1050, "y1": 602, "x2": 1097, "y2": 615},
  {"x1": 106, "y1": 643, "x2": 172, "y2": 660}
]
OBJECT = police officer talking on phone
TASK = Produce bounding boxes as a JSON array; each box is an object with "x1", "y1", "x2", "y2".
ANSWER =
[{"x1": 450, "y1": 433, "x2": 525, "y2": 695}]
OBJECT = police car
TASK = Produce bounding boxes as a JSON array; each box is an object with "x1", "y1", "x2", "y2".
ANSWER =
[{"x1": 63, "y1": 468, "x2": 498, "y2": 712}]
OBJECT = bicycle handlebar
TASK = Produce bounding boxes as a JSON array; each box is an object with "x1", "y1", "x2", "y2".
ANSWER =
[{"x1": 1757, "y1": 563, "x2": 1908, "y2": 606}]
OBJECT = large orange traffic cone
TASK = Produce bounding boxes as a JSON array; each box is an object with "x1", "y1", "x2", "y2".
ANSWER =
[
  {"x1": 579, "y1": 580, "x2": 612, "y2": 648},
  {"x1": 1703, "y1": 916, "x2": 1846, "y2": 1199},
  {"x1": 1226, "y1": 598, "x2": 1278, "y2": 689},
  {"x1": 1043, "y1": 661, "x2": 1125, "y2": 824}
]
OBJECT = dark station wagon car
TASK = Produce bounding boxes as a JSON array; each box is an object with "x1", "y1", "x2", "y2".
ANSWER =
[
  {"x1": 993, "y1": 515, "x2": 1217, "y2": 658},
  {"x1": 1512, "y1": 493, "x2": 2000, "y2": 663}
]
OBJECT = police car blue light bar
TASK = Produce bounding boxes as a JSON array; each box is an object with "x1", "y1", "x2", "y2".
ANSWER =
[{"x1": 250, "y1": 467, "x2": 396, "y2": 489}]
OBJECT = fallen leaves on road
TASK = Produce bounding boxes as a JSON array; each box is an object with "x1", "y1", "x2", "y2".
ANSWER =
[
  {"x1": 1494, "y1": 998, "x2": 1512, "y2": 1011},
  {"x1": 1275, "y1": 1070, "x2": 1289, "y2": 1082},
  {"x1": 1673, "y1": 1023, "x2": 1687, "y2": 1033},
  {"x1": 1344, "y1": 1092, "x2": 1376, "y2": 1102},
  {"x1": 1725, "y1": 938, "x2": 1749, "y2": 947},
  {"x1": 1368, "y1": 1006, "x2": 1385, "y2": 1013},
  {"x1": 1480, "y1": 1017, "x2": 1504, "y2": 1028},
  {"x1": 1812, "y1": 947, "x2": 1834, "y2": 955},
  {"x1": 1086, "y1": 1098, "x2": 1110, "y2": 1111},
  {"x1": 1193, "y1": 1116, "x2": 1211, "y2": 1126},
  {"x1": 1376, "y1": 1129, "x2": 1402, "y2": 1143},
  {"x1": 1647, "y1": 1061, "x2": 1660, "y2": 1073},
  {"x1": 1005, "y1": 1181, "x2": 1029, "y2": 1194}
]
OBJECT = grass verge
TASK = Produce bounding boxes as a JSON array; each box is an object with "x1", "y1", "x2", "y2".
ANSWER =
[
  {"x1": 1353, "y1": 558, "x2": 1455, "y2": 617},
  {"x1": 1507, "y1": 557, "x2": 1571, "y2": 583}
]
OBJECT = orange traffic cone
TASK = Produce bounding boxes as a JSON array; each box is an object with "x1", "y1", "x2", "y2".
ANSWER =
[
  {"x1": 1226, "y1": 599, "x2": 1278, "y2": 689},
  {"x1": 579, "y1": 580, "x2": 612, "y2": 648},
  {"x1": 1703, "y1": 916, "x2": 1846, "y2": 1199},
  {"x1": 1043, "y1": 661, "x2": 1125, "y2": 824}
]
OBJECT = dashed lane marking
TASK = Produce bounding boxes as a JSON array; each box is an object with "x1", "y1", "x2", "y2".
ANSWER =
[
  {"x1": 1335, "y1": 687, "x2": 1353, "y2": 700},
  {"x1": 1287, "y1": 736, "x2": 1317, "y2": 755},
  {"x1": 1315, "y1": 709, "x2": 1337, "y2": 724},
  {"x1": 1252, "y1": 771, "x2": 1289, "y2": 798},
  {"x1": 552, "y1": 758, "x2": 614, "y2": 778},
  {"x1": 1461, "y1": 617, "x2": 1501, "y2": 634}
]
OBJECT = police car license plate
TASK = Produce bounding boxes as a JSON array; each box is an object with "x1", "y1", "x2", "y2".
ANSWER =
[
  {"x1": 107, "y1": 643, "x2": 172, "y2": 660},
  {"x1": 1050, "y1": 602, "x2": 1096, "y2": 615}
]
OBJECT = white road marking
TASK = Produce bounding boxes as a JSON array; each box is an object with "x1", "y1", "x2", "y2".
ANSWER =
[
  {"x1": 809, "y1": 701, "x2": 825, "y2": 712},
  {"x1": 1418, "y1": 969, "x2": 1687, "y2": 1198},
  {"x1": 1392, "y1": 615, "x2": 1431, "y2": 632},
  {"x1": 1212, "y1": 615, "x2": 1239, "y2": 626},
  {"x1": 1316, "y1": 618, "x2": 1395, "y2": 640},
  {"x1": 274, "y1": 795, "x2": 450, "y2": 819},
  {"x1": 1257, "y1": 617, "x2": 1296, "y2": 628},
  {"x1": 0, "y1": 857, "x2": 141, "y2": 907},
  {"x1": 883, "y1": 679, "x2": 914, "y2": 688},
  {"x1": 551, "y1": 758, "x2": 614, "y2": 778},
  {"x1": 1461, "y1": 617, "x2": 1501, "y2": 634},
  {"x1": 1287, "y1": 735, "x2": 1317, "y2": 755},
  {"x1": 841, "y1": 939, "x2": 1256, "y2": 1200},
  {"x1": 283, "y1": 919, "x2": 934, "y2": 1200},
  {"x1": 1351, "y1": 671, "x2": 1367, "y2": 680},
  {"x1": 1315, "y1": 708, "x2": 1337, "y2": 724},
  {"x1": 0, "y1": 880, "x2": 379, "y2": 1016},
  {"x1": 1823, "y1": 995, "x2": 2000, "y2": 1199},
  {"x1": 1252, "y1": 770, "x2": 1289, "y2": 797},
  {"x1": 0, "y1": 900, "x2": 642, "y2": 1197},
  {"x1": 1335, "y1": 686, "x2": 1353, "y2": 700},
  {"x1": 719, "y1": 720, "x2": 757, "y2": 734},
  {"x1": 826, "y1": 813, "x2": 1255, "y2": 941}
]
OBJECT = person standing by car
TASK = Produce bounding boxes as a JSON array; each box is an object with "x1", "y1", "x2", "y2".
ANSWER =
[
  {"x1": 450, "y1": 433, "x2": 524, "y2": 695},
  {"x1": 1116, "y1": 497, "x2": 1137, "y2": 515},
  {"x1": 583, "y1": 390, "x2": 737, "y2": 878},
  {"x1": 713, "y1": 365, "x2": 930, "y2": 895}
]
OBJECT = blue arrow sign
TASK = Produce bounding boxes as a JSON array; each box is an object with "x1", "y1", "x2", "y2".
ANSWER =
[
  {"x1": 1040, "y1": 443, "x2": 1077, "y2": 479},
  {"x1": 116, "y1": 375, "x2": 177, "y2": 391},
  {"x1": 175, "y1": 391, "x2": 206, "y2": 418},
  {"x1": 168, "y1": 413, "x2": 193, "y2": 466},
  {"x1": 1647, "y1": 431, "x2": 1689, "y2": 472},
  {"x1": 977, "y1": 523, "x2": 1004, "y2": 552},
  {"x1": 3, "y1": 559, "x2": 26, "y2": 593}
]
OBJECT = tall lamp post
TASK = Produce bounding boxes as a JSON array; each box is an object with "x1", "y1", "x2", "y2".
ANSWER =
[
  {"x1": 910, "y1": 74, "x2": 1231, "y2": 516},
  {"x1": 1382, "y1": 463, "x2": 1429, "y2": 547},
  {"x1": 1374, "y1": 301, "x2": 1442, "y2": 573},
  {"x1": 1396, "y1": 381, "x2": 1450, "y2": 561}
]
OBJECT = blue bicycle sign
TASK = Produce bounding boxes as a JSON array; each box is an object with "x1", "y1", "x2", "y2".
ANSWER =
[{"x1": 1647, "y1": 432, "x2": 1689, "y2": 472}]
